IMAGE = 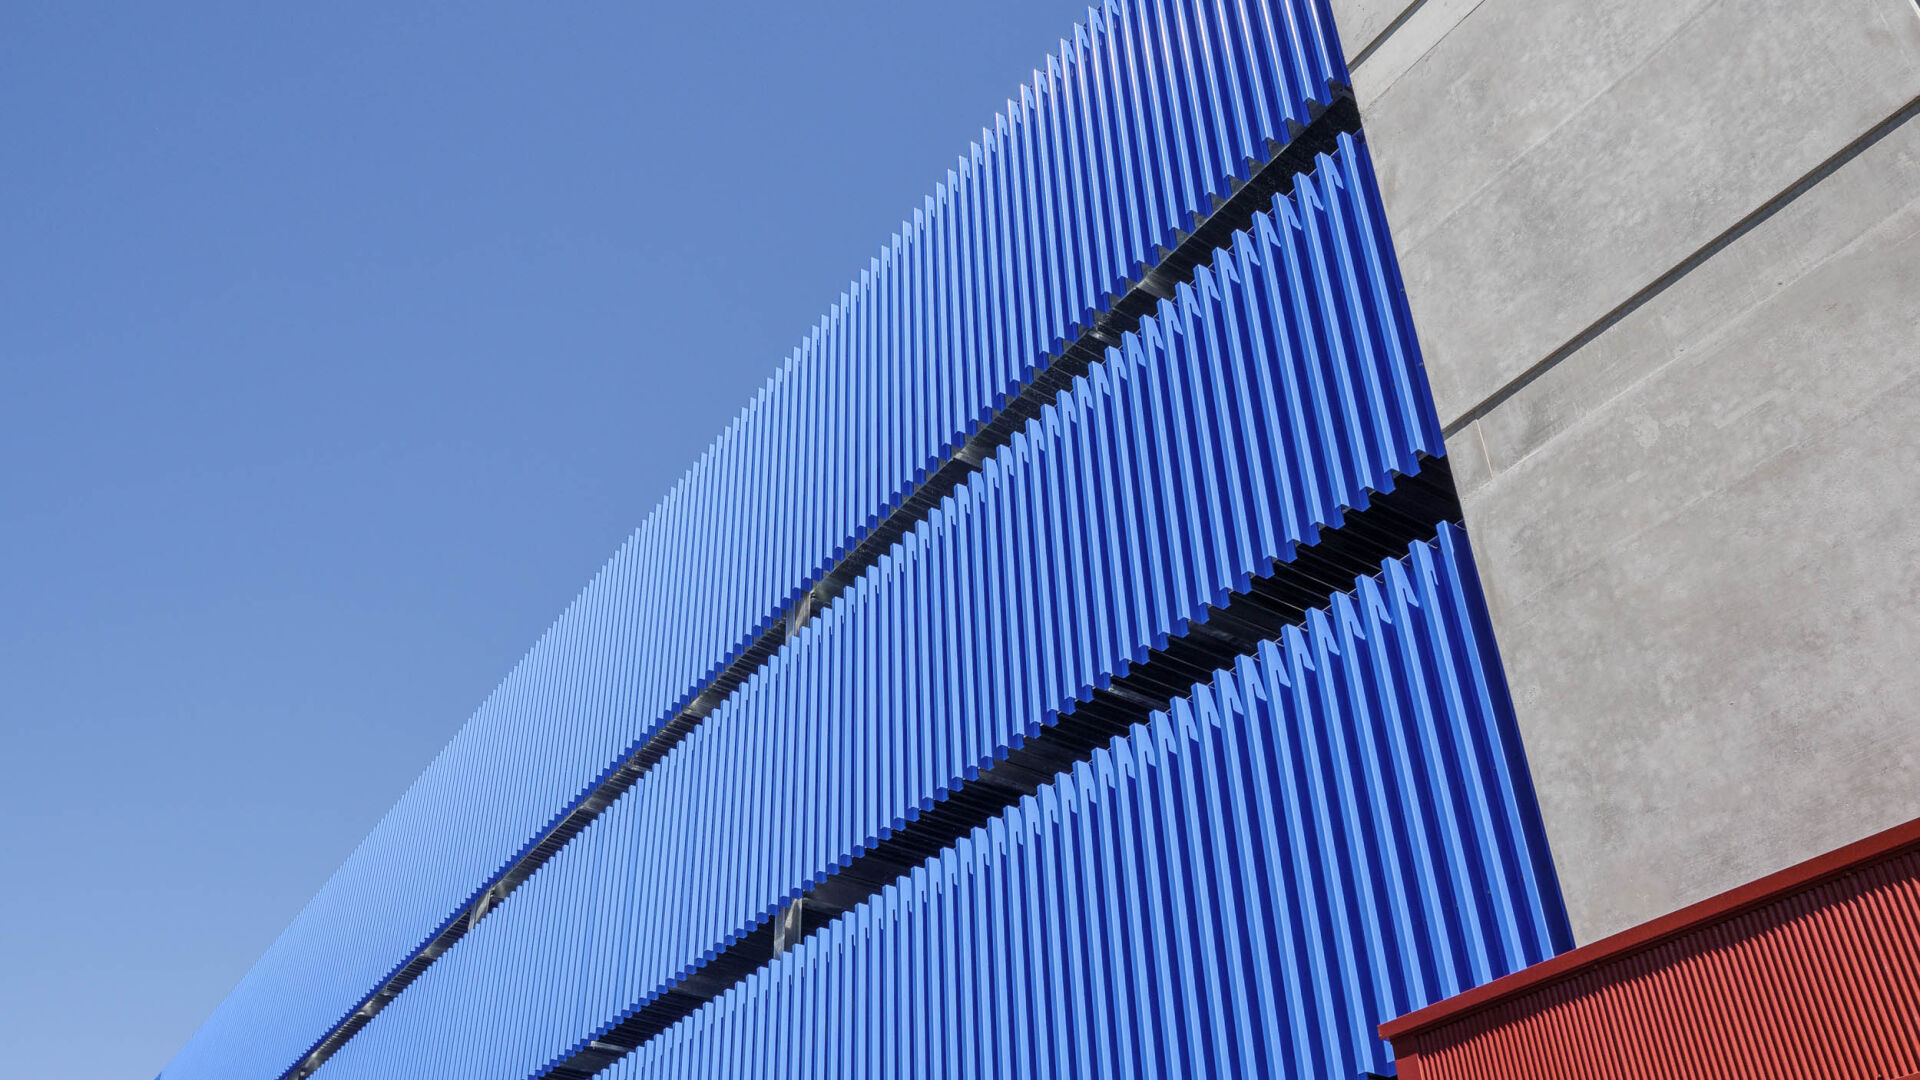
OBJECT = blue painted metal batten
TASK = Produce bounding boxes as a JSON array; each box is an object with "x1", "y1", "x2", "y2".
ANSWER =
[
  {"x1": 162, "y1": 5, "x2": 1351, "y2": 1078},
  {"x1": 594, "y1": 528, "x2": 1569, "y2": 1080},
  {"x1": 309, "y1": 135, "x2": 1461, "y2": 1080},
  {"x1": 160, "y1": 2, "x2": 1575, "y2": 1078}
]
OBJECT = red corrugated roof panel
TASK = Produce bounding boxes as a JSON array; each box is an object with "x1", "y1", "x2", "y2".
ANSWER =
[{"x1": 1382, "y1": 817, "x2": 1920, "y2": 1080}]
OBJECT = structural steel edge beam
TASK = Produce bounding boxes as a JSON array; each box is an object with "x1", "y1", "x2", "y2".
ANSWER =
[
  {"x1": 281, "y1": 89, "x2": 1361, "y2": 1080},
  {"x1": 548, "y1": 454, "x2": 1462, "y2": 1080}
]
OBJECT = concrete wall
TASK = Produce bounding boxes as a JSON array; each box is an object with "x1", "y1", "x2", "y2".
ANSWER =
[{"x1": 1329, "y1": 0, "x2": 1920, "y2": 941}]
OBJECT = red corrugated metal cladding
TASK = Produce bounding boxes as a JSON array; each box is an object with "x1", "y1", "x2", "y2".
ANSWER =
[{"x1": 1382, "y1": 817, "x2": 1920, "y2": 1080}]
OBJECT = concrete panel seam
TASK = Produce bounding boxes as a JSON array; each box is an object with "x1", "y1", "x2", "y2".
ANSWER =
[
  {"x1": 1352, "y1": 0, "x2": 1492, "y2": 107},
  {"x1": 1348, "y1": 0, "x2": 1434, "y2": 70},
  {"x1": 1440, "y1": 92, "x2": 1920, "y2": 440}
]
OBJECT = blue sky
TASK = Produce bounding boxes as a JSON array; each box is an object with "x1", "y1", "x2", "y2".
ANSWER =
[{"x1": 0, "y1": 4, "x2": 1090, "y2": 1075}]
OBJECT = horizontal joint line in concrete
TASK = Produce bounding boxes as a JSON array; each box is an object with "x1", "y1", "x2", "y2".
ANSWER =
[
  {"x1": 1348, "y1": 0, "x2": 1437, "y2": 71},
  {"x1": 1441, "y1": 92, "x2": 1920, "y2": 443}
]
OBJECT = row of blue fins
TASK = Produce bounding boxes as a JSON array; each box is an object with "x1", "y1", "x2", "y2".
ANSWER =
[
  {"x1": 314, "y1": 133, "x2": 1433, "y2": 1076},
  {"x1": 304, "y1": 133, "x2": 1503, "y2": 1077},
  {"x1": 322, "y1": 529, "x2": 1569, "y2": 1080},
  {"x1": 162, "y1": 6, "x2": 1354, "y2": 1077}
]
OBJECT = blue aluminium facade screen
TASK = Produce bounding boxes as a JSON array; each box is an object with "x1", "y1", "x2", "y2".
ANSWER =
[
  {"x1": 165, "y1": 3, "x2": 1571, "y2": 1080},
  {"x1": 308, "y1": 135, "x2": 1449, "y2": 1080},
  {"x1": 600, "y1": 530, "x2": 1562, "y2": 1080},
  {"x1": 163, "y1": 6, "x2": 1352, "y2": 1077},
  {"x1": 317, "y1": 529, "x2": 1566, "y2": 1080}
]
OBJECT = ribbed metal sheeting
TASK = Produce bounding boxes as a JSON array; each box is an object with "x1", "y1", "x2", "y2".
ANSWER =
[
  {"x1": 160, "y1": 5, "x2": 1350, "y2": 1080},
  {"x1": 580, "y1": 529, "x2": 1568, "y2": 1080},
  {"x1": 1386, "y1": 837, "x2": 1920, "y2": 1080},
  {"x1": 305, "y1": 135, "x2": 1445, "y2": 1080}
]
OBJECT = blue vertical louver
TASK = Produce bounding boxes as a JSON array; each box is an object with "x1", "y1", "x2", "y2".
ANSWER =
[
  {"x1": 164, "y1": 2, "x2": 1573, "y2": 1079},
  {"x1": 160, "y1": 5, "x2": 1352, "y2": 1079},
  {"x1": 303, "y1": 135, "x2": 1456, "y2": 1080},
  {"x1": 585, "y1": 529, "x2": 1565, "y2": 1080}
]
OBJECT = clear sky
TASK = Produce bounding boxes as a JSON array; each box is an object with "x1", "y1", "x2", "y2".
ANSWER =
[{"x1": 0, "y1": 4, "x2": 1091, "y2": 1076}]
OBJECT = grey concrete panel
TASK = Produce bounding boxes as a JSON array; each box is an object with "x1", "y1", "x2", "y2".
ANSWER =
[
  {"x1": 1358, "y1": 0, "x2": 1713, "y2": 250},
  {"x1": 1458, "y1": 117, "x2": 1920, "y2": 942},
  {"x1": 1473, "y1": 109, "x2": 1920, "y2": 477},
  {"x1": 1360, "y1": 0, "x2": 1920, "y2": 427}
]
